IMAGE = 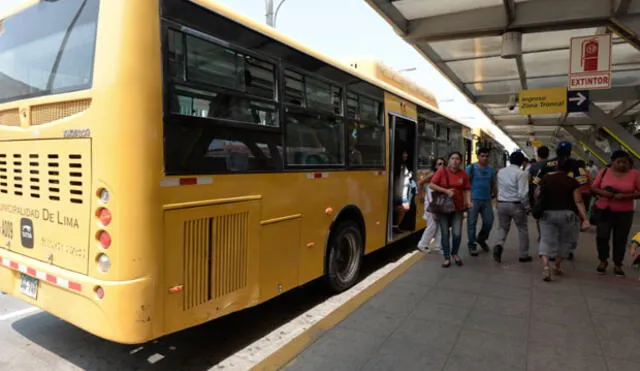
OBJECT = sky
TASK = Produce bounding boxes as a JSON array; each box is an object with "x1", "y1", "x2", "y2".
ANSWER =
[{"x1": 0, "y1": 0, "x2": 519, "y2": 151}]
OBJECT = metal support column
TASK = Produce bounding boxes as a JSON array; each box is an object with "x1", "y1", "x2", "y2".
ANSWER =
[
  {"x1": 586, "y1": 102, "x2": 640, "y2": 160},
  {"x1": 561, "y1": 125, "x2": 609, "y2": 165}
]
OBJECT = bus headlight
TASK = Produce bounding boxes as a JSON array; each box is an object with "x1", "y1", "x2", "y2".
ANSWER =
[{"x1": 97, "y1": 254, "x2": 111, "y2": 273}]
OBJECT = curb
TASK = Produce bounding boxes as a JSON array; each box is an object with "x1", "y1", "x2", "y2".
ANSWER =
[{"x1": 252, "y1": 251, "x2": 424, "y2": 371}]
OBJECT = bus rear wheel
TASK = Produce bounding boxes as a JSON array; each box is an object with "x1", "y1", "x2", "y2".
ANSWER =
[{"x1": 326, "y1": 220, "x2": 363, "y2": 292}]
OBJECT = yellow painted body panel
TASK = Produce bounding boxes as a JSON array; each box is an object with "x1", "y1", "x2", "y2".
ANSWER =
[
  {"x1": 0, "y1": 0, "x2": 472, "y2": 344},
  {"x1": 159, "y1": 170, "x2": 389, "y2": 335},
  {"x1": 384, "y1": 92, "x2": 418, "y2": 121},
  {"x1": 0, "y1": 0, "x2": 164, "y2": 343},
  {"x1": 349, "y1": 59, "x2": 439, "y2": 109}
]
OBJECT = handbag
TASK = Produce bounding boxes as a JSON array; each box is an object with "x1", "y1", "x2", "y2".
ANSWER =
[
  {"x1": 428, "y1": 168, "x2": 456, "y2": 215},
  {"x1": 590, "y1": 168, "x2": 609, "y2": 225}
]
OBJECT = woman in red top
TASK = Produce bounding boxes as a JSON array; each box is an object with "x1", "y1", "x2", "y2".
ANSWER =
[
  {"x1": 429, "y1": 152, "x2": 472, "y2": 267},
  {"x1": 591, "y1": 150, "x2": 640, "y2": 276}
]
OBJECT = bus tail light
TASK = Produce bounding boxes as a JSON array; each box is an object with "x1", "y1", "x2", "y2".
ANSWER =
[
  {"x1": 96, "y1": 208, "x2": 112, "y2": 226},
  {"x1": 97, "y1": 230, "x2": 111, "y2": 249},
  {"x1": 97, "y1": 254, "x2": 111, "y2": 273}
]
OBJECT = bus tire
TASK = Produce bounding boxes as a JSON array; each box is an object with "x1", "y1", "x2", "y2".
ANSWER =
[{"x1": 325, "y1": 220, "x2": 363, "y2": 293}]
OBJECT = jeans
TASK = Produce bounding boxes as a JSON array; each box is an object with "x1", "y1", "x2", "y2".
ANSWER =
[
  {"x1": 467, "y1": 199, "x2": 494, "y2": 250},
  {"x1": 596, "y1": 211, "x2": 634, "y2": 266},
  {"x1": 438, "y1": 211, "x2": 464, "y2": 260}
]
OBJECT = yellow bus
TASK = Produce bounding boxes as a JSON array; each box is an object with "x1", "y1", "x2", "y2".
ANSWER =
[{"x1": 0, "y1": 0, "x2": 471, "y2": 344}]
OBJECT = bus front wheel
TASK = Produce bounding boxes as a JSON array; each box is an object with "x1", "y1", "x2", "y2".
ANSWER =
[{"x1": 325, "y1": 220, "x2": 363, "y2": 292}]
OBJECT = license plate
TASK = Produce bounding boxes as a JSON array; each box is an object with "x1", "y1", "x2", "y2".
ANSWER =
[{"x1": 19, "y1": 274, "x2": 38, "y2": 299}]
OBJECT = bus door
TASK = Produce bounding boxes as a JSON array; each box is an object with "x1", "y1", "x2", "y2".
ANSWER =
[{"x1": 387, "y1": 114, "x2": 418, "y2": 242}]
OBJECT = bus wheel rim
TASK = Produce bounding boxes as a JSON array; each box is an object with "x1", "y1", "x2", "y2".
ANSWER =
[{"x1": 336, "y1": 232, "x2": 358, "y2": 283}]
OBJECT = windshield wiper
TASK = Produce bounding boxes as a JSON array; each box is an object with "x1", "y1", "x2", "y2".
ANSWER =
[{"x1": 45, "y1": 0, "x2": 88, "y2": 92}]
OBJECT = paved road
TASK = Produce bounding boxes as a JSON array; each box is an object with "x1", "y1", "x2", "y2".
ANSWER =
[{"x1": 0, "y1": 237, "x2": 416, "y2": 371}]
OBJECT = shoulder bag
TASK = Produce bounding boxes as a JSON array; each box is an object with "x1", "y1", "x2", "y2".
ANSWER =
[{"x1": 428, "y1": 169, "x2": 456, "y2": 215}]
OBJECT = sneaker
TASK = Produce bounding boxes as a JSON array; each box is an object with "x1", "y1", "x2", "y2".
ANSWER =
[
  {"x1": 614, "y1": 266, "x2": 625, "y2": 277},
  {"x1": 542, "y1": 267, "x2": 552, "y2": 282},
  {"x1": 478, "y1": 241, "x2": 490, "y2": 252},
  {"x1": 469, "y1": 244, "x2": 478, "y2": 257},
  {"x1": 596, "y1": 260, "x2": 608, "y2": 274},
  {"x1": 552, "y1": 266, "x2": 564, "y2": 276}
]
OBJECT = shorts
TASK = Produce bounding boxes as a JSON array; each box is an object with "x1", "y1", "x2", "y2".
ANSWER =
[{"x1": 538, "y1": 210, "x2": 579, "y2": 259}]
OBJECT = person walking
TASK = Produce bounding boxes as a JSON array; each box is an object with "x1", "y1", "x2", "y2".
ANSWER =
[
  {"x1": 492, "y1": 151, "x2": 531, "y2": 263},
  {"x1": 535, "y1": 159, "x2": 590, "y2": 281},
  {"x1": 465, "y1": 147, "x2": 496, "y2": 256},
  {"x1": 430, "y1": 152, "x2": 471, "y2": 268},
  {"x1": 591, "y1": 150, "x2": 640, "y2": 276},
  {"x1": 522, "y1": 157, "x2": 531, "y2": 173},
  {"x1": 576, "y1": 160, "x2": 593, "y2": 214},
  {"x1": 393, "y1": 149, "x2": 416, "y2": 232},
  {"x1": 417, "y1": 158, "x2": 445, "y2": 253},
  {"x1": 528, "y1": 146, "x2": 550, "y2": 242},
  {"x1": 528, "y1": 146, "x2": 549, "y2": 205},
  {"x1": 531, "y1": 141, "x2": 588, "y2": 260}
]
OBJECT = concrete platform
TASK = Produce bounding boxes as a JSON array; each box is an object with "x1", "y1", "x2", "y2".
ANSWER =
[{"x1": 284, "y1": 216, "x2": 640, "y2": 371}]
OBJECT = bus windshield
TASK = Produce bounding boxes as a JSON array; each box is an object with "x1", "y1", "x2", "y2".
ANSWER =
[{"x1": 0, "y1": 0, "x2": 99, "y2": 104}]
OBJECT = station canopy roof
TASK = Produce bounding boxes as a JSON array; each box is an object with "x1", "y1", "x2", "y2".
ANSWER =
[{"x1": 365, "y1": 0, "x2": 640, "y2": 158}]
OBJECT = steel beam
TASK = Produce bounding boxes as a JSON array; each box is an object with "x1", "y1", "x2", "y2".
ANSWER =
[
  {"x1": 611, "y1": 14, "x2": 640, "y2": 51},
  {"x1": 506, "y1": 127, "x2": 567, "y2": 133},
  {"x1": 497, "y1": 117, "x2": 614, "y2": 127},
  {"x1": 562, "y1": 125, "x2": 609, "y2": 165},
  {"x1": 552, "y1": 112, "x2": 569, "y2": 140},
  {"x1": 369, "y1": 0, "x2": 409, "y2": 34},
  {"x1": 611, "y1": 100, "x2": 640, "y2": 118},
  {"x1": 615, "y1": 0, "x2": 633, "y2": 16},
  {"x1": 503, "y1": 0, "x2": 516, "y2": 23},
  {"x1": 586, "y1": 102, "x2": 640, "y2": 159},
  {"x1": 405, "y1": 0, "x2": 611, "y2": 42},
  {"x1": 476, "y1": 86, "x2": 640, "y2": 105}
]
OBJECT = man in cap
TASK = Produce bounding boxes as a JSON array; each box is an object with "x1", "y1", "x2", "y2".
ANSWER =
[{"x1": 531, "y1": 141, "x2": 587, "y2": 260}]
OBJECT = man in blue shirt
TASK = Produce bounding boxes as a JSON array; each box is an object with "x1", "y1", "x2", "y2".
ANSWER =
[{"x1": 466, "y1": 147, "x2": 496, "y2": 256}]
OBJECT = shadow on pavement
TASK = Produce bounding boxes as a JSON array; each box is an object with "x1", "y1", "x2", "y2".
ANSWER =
[{"x1": 12, "y1": 235, "x2": 419, "y2": 371}]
